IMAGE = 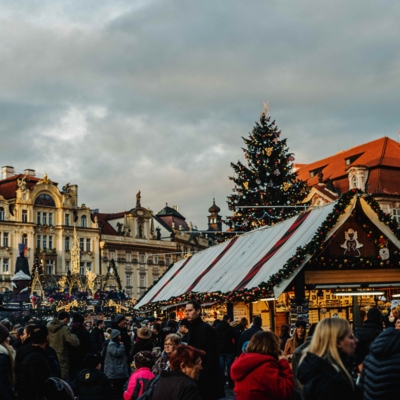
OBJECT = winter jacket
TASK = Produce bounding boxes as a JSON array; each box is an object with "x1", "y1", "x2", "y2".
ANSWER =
[
  {"x1": 231, "y1": 352, "x2": 294, "y2": 400},
  {"x1": 188, "y1": 316, "x2": 225, "y2": 400},
  {"x1": 297, "y1": 352, "x2": 362, "y2": 400},
  {"x1": 14, "y1": 344, "x2": 51, "y2": 400},
  {"x1": 90, "y1": 326, "x2": 105, "y2": 354},
  {"x1": 131, "y1": 338, "x2": 154, "y2": 357},
  {"x1": 284, "y1": 335, "x2": 305, "y2": 356},
  {"x1": 152, "y1": 369, "x2": 202, "y2": 400},
  {"x1": 279, "y1": 333, "x2": 291, "y2": 351},
  {"x1": 0, "y1": 344, "x2": 14, "y2": 400},
  {"x1": 104, "y1": 340, "x2": 129, "y2": 380},
  {"x1": 215, "y1": 320, "x2": 236, "y2": 354},
  {"x1": 123, "y1": 367, "x2": 155, "y2": 400},
  {"x1": 291, "y1": 335, "x2": 312, "y2": 395},
  {"x1": 71, "y1": 367, "x2": 112, "y2": 400},
  {"x1": 69, "y1": 322, "x2": 94, "y2": 374},
  {"x1": 112, "y1": 321, "x2": 132, "y2": 360},
  {"x1": 48, "y1": 318, "x2": 80, "y2": 379},
  {"x1": 233, "y1": 323, "x2": 246, "y2": 352},
  {"x1": 152, "y1": 350, "x2": 169, "y2": 377},
  {"x1": 238, "y1": 325, "x2": 263, "y2": 355},
  {"x1": 359, "y1": 328, "x2": 400, "y2": 400},
  {"x1": 354, "y1": 320, "x2": 383, "y2": 365}
]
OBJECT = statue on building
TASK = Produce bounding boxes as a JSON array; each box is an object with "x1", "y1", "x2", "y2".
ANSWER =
[
  {"x1": 317, "y1": 171, "x2": 324, "y2": 183},
  {"x1": 37, "y1": 174, "x2": 52, "y2": 185},
  {"x1": 62, "y1": 182, "x2": 72, "y2": 197},
  {"x1": 15, "y1": 244, "x2": 30, "y2": 275},
  {"x1": 17, "y1": 175, "x2": 28, "y2": 191},
  {"x1": 156, "y1": 227, "x2": 161, "y2": 240},
  {"x1": 136, "y1": 190, "x2": 141, "y2": 207}
]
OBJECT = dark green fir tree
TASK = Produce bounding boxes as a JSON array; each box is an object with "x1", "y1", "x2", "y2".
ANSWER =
[
  {"x1": 31, "y1": 254, "x2": 42, "y2": 278},
  {"x1": 225, "y1": 106, "x2": 309, "y2": 232}
]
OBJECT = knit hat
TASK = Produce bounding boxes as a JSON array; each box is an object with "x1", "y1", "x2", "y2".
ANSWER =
[
  {"x1": 0, "y1": 324, "x2": 9, "y2": 343},
  {"x1": 83, "y1": 354, "x2": 101, "y2": 369},
  {"x1": 134, "y1": 351, "x2": 153, "y2": 368},
  {"x1": 295, "y1": 320, "x2": 307, "y2": 329},
  {"x1": 110, "y1": 329, "x2": 121, "y2": 340},
  {"x1": 137, "y1": 326, "x2": 152, "y2": 340},
  {"x1": 114, "y1": 314, "x2": 126, "y2": 324}
]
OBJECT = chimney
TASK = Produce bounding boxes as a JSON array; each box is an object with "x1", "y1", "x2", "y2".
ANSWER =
[
  {"x1": 173, "y1": 205, "x2": 179, "y2": 211},
  {"x1": 24, "y1": 169, "x2": 36, "y2": 177},
  {"x1": 2, "y1": 166, "x2": 15, "y2": 179}
]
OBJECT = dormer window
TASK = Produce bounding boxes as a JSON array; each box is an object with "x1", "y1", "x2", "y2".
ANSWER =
[
  {"x1": 352, "y1": 175, "x2": 358, "y2": 188},
  {"x1": 345, "y1": 153, "x2": 363, "y2": 167}
]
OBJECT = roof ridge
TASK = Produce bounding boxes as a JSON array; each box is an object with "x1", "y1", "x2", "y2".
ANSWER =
[{"x1": 377, "y1": 137, "x2": 388, "y2": 166}]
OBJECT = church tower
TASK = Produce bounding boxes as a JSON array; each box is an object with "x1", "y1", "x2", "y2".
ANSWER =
[{"x1": 208, "y1": 198, "x2": 222, "y2": 231}]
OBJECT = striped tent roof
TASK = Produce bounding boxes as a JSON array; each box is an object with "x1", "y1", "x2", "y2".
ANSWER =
[{"x1": 136, "y1": 191, "x2": 400, "y2": 309}]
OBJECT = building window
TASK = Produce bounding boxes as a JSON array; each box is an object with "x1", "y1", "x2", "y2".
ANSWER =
[
  {"x1": 80, "y1": 238, "x2": 84, "y2": 251},
  {"x1": 165, "y1": 256, "x2": 171, "y2": 266},
  {"x1": 65, "y1": 237, "x2": 70, "y2": 251},
  {"x1": 3, "y1": 233, "x2": 9, "y2": 247},
  {"x1": 86, "y1": 262, "x2": 92, "y2": 271},
  {"x1": 42, "y1": 212, "x2": 47, "y2": 225},
  {"x1": 0, "y1": 207, "x2": 4, "y2": 221},
  {"x1": 80, "y1": 262, "x2": 85, "y2": 275},
  {"x1": 86, "y1": 238, "x2": 91, "y2": 252},
  {"x1": 2, "y1": 259, "x2": 9, "y2": 274},
  {"x1": 65, "y1": 214, "x2": 70, "y2": 226},
  {"x1": 22, "y1": 234, "x2": 28, "y2": 246},
  {"x1": 392, "y1": 208, "x2": 400, "y2": 223},
  {"x1": 126, "y1": 274, "x2": 132, "y2": 287},
  {"x1": 49, "y1": 213, "x2": 53, "y2": 226},
  {"x1": 49, "y1": 236, "x2": 53, "y2": 250},
  {"x1": 22, "y1": 210, "x2": 28, "y2": 223},
  {"x1": 37, "y1": 211, "x2": 41, "y2": 225},
  {"x1": 139, "y1": 274, "x2": 146, "y2": 288},
  {"x1": 81, "y1": 215, "x2": 87, "y2": 227},
  {"x1": 153, "y1": 255, "x2": 159, "y2": 264},
  {"x1": 351, "y1": 175, "x2": 357, "y2": 189},
  {"x1": 42, "y1": 235, "x2": 47, "y2": 249},
  {"x1": 140, "y1": 254, "x2": 145, "y2": 263},
  {"x1": 46, "y1": 260, "x2": 54, "y2": 275},
  {"x1": 37, "y1": 235, "x2": 41, "y2": 249},
  {"x1": 126, "y1": 252, "x2": 132, "y2": 262},
  {"x1": 66, "y1": 261, "x2": 70, "y2": 273}
]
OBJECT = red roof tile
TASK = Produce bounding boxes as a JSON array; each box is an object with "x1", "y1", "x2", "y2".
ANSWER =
[{"x1": 0, "y1": 175, "x2": 58, "y2": 200}]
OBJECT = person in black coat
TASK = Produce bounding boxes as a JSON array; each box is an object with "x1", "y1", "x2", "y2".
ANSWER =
[
  {"x1": 186, "y1": 300, "x2": 225, "y2": 400},
  {"x1": 112, "y1": 314, "x2": 132, "y2": 362},
  {"x1": 233, "y1": 318, "x2": 248, "y2": 353},
  {"x1": 238, "y1": 316, "x2": 263, "y2": 355},
  {"x1": 69, "y1": 313, "x2": 94, "y2": 380},
  {"x1": 90, "y1": 319, "x2": 105, "y2": 356},
  {"x1": 14, "y1": 325, "x2": 52, "y2": 400},
  {"x1": 359, "y1": 328, "x2": 400, "y2": 399},
  {"x1": 71, "y1": 354, "x2": 112, "y2": 400},
  {"x1": 0, "y1": 325, "x2": 14, "y2": 400},
  {"x1": 153, "y1": 345, "x2": 204, "y2": 400},
  {"x1": 214, "y1": 315, "x2": 235, "y2": 388},
  {"x1": 354, "y1": 307, "x2": 383, "y2": 365}
]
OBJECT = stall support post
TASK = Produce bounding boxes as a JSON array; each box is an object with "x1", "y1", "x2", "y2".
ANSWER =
[
  {"x1": 268, "y1": 301, "x2": 276, "y2": 332},
  {"x1": 294, "y1": 270, "x2": 306, "y2": 306},
  {"x1": 352, "y1": 296, "x2": 361, "y2": 329}
]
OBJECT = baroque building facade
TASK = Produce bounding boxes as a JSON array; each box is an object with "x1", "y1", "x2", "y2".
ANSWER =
[
  {"x1": 0, "y1": 166, "x2": 100, "y2": 291},
  {"x1": 296, "y1": 137, "x2": 400, "y2": 220}
]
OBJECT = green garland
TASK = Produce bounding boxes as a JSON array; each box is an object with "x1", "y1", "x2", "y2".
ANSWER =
[{"x1": 139, "y1": 190, "x2": 400, "y2": 311}]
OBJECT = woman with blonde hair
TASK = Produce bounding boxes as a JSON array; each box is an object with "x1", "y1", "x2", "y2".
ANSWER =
[
  {"x1": 297, "y1": 318, "x2": 362, "y2": 400},
  {"x1": 231, "y1": 331, "x2": 294, "y2": 400},
  {"x1": 0, "y1": 324, "x2": 15, "y2": 399},
  {"x1": 284, "y1": 320, "x2": 307, "y2": 360}
]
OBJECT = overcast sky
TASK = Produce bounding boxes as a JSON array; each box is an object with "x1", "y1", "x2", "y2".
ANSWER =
[{"x1": 1, "y1": 0, "x2": 399, "y2": 229}]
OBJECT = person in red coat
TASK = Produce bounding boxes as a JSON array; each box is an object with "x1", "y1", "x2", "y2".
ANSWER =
[{"x1": 231, "y1": 331, "x2": 294, "y2": 400}]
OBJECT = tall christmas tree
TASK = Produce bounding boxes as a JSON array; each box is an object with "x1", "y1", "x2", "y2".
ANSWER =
[{"x1": 226, "y1": 106, "x2": 309, "y2": 232}]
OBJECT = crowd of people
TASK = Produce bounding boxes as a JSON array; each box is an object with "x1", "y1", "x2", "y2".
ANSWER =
[{"x1": 0, "y1": 302, "x2": 399, "y2": 399}]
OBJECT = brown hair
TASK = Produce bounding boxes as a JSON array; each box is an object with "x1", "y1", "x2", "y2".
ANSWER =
[
  {"x1": 246, "y1": 331, "x2": 281, "y2": 360},
  {"x1": 169, "y1": 345, "x2": 205, "y2": 371}
]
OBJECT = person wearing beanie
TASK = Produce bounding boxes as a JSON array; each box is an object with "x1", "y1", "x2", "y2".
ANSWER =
[
  {"x1": 112, "y1": 314, "x2": 132, "y2": 365},
  {"x1": 284, "y1": 320, "x2": 307, "y2": 360},
  {"x1": 123, "y1": 351, "x2": 155, "y2": 400},
  {"x1": 47, "y1": 311, "x2": 80, "y2": 380},
  {"x1": 132, "y1": 326, "x2": 154, "y2": 357},
  {"x1": 354, "y1": 307, "x2": 383, "y2": 366},
  {"x1": 71, "y1": 354, "x2": 112, "y2": 400},
  {"x1": 69, "y1": 313, "x2": 94, "y2": 380},
  {"x1": 0, "y1": 324, "x2": 14, "y2": 400},
  {"x1": 104, "y1": 329, "x2": 129, "y2": 399}
]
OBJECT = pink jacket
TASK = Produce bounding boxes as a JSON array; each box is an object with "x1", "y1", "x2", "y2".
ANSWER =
[{"x1": 123, "y1": 367, "x2": 155, "y2": 400}]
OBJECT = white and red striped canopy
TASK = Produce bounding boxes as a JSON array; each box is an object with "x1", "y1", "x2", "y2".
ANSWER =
[{"x1": 136, "y1": 196, "x2": 400, "y2": 309}]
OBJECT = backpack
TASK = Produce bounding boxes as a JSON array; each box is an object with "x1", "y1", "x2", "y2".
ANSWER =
[{"x1": 137, "y1": 375, "x2": 161, "y2": 400}]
